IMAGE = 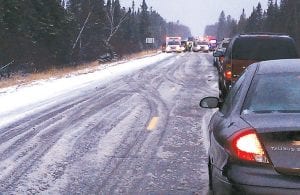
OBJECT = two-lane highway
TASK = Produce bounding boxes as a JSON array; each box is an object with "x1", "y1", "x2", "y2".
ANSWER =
[{"x1": 0, "y1": 52, "x2": 218, "y2": 194}]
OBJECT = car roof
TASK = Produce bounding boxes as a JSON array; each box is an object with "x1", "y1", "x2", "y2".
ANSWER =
[
  {"x1": 238, "y1": 33, "x2": 291, "y2": 38},
  {"x1": 256, "y1": 59, "x2": 300, "y2": 74},
  {"x1": 221, "y1": 38, "x2": 231, "y2": 42}
]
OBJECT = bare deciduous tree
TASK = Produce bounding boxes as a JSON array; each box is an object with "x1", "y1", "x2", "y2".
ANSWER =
[{"x1": 104, "y1": 3, "x2": 129, "y2": 50}]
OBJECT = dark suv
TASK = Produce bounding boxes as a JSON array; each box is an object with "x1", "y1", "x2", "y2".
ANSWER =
[{"x1": 214, "y1": 33, "x2": 299, "y2": 99}]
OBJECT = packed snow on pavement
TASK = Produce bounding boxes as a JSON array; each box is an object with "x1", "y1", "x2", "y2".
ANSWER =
[{"x1": 0, "y1": 53, "x2": 173, "y2": 129}]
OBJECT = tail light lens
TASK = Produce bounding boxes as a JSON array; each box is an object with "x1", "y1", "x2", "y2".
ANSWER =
[
  {"x1": 229, "y1": 128, "x2": 269, "y2": 163},
  {"x1": 219, "y1": 56, "x2": 224, "y2": 63},
  {"x1": 224, "y1": 70, "x2": 232, "y2": 80}
]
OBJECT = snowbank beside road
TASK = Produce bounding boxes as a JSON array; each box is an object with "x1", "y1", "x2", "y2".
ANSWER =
[{"x1": 0, "y1": 53, "x2": 173, "y2": 128}]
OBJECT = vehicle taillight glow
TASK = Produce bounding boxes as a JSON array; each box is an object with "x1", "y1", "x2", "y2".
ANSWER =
[
  {"x1": 225, "y1": 70, "x2": 232, "y2": 80},
  {"x1": 219, "y1": 56, "x2": 224, "y2": 63},
  {"x1": 230, "y1": 129, "x2": 269, "y2": 163}
]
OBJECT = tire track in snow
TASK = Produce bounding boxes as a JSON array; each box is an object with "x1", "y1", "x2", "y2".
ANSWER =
[
  {"x1": 12, "y1": 94, "x2": 146, "y2": 194},
  {"x1": 0, "y1": 53, "x2": 219, "y2": 194},
  {"x1": 0, "y1": 79, "x2": 147, "y2": 193}
]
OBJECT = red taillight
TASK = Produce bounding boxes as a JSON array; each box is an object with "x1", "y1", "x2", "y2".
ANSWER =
[
  {"x1": 219, "y1": 56, "x2": 224, "y2": 63},
  {"x1": 229, "y1": 129, "x2": 269, "y2": 163},
  {"x1": 225, "y1": 70, "x2": 232, "y2": 80}
]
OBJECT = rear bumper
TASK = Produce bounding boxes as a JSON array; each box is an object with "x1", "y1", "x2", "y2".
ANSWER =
[
  {"x1": 214, "y1": 178, "x2": 300, "y2": 195},
  {"x1": 234, "y1": 184, "x2": 300, "y2": 195},
  {"x1": 212, "y1": 163, "x2": 300, "y2": 195}
]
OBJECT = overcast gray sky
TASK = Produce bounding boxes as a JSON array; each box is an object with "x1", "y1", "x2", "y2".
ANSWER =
[{"x1": 120, "y1": 0, "x2": 269, "y2": 35}]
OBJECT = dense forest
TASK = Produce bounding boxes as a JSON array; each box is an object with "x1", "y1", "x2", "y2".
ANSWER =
[
  {"x1": 204, "y1": 0, "x2": 300, "y2": 49},
  {"x1": 0, "y1": 0, "x2": 191, "y2": 75}
]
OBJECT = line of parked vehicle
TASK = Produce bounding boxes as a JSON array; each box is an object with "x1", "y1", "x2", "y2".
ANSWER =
[
  {"x1": 161, "y1": 36, "x2": 216, "y2": 53},
  {"x1": 200, "y1": 33, "x2": 300, "y2": 194}
]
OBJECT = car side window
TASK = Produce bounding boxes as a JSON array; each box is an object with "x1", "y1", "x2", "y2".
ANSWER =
[
  {"x1": 224, "y1": 39, "x2": 233, "y2": 58},
  {"x1": 220, "y1": 71, "x2": 247, "y2": 115}
]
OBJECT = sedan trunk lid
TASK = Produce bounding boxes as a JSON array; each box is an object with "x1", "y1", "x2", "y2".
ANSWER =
[{"x1": 242, "y1": 114, "x2": 300, "y2": 176}]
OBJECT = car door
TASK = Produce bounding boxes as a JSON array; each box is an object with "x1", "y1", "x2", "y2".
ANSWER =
[{"x1": 208, "y1": 71, "x2": 248, "y2": 170}]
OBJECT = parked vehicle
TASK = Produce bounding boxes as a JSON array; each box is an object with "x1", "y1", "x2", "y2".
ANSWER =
[
  {"x1": 198, "y1": 41, "x2": 210, "y2": 52},
  {"x1": 192, "y1": 41, "x2": 201, "y2": 52},
  {"x1": 161, "y1": 43, "x2": 166, "y2": 52},
  {"x1": 209, "y1": 39, "x2": 217, "y2": 51},
  {"x1": 192, "y1": 41, "x2": 209, "y2": 52},
  {"x1": 165, "y1": 36, "x2": 182, "y2": 53},
  {"x1": 214, "y1": 33, "x2": 299, "y2": 99},
  {"x1": 180, "y1": 40, "x2": 188, "y2": 52},
  {"x1": 213, "y1": 38, "x2": 231, "y2": 68},
  {"x1": 200, "y1": 59, "x2": 300, "y2": 195}
]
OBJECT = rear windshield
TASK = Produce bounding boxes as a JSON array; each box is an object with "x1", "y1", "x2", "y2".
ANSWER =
[
  {"x1": 198, "y1": 42, "x2": 208, "y2": 45},
  {"x1": 243, "y1": 73, "x2": 300, "y2": 113},
  {"x1": 232, "y1": 37, "x2": 298, "y2": 60},
  {"x1": 221, "y1": 42, "x2": 229, "y2": 49},
  {"x1": 168, "y1": 41, "x2": 180, "y2": 45}
]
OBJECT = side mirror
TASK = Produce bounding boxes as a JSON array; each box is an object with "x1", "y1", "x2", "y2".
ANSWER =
[
  {"x1": 200, "y1": 97, "x2": 220, "y2": 108},
  {"x1": 213, "y1": 50, "x2": 224, "y2": 57}
]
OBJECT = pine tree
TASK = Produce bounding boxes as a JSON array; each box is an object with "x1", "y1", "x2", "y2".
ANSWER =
[
  {"x1": 0, "y1": 0, "x2": 192, "y2": 72},
  {"x1": 264, "y1": 0, "x2": 275, "y2": 31},
  {"x1": 226, "y1": 16, "x2": 238, "y2": 37},
  {"x1": 139, "y1": 0, "x2": 150, "y2": 48},
  {"x1": 204, "y1": 24, "x2": 218, "y2": 38},
  {"x1": 280, "y1": 0, "x2": 300, "y2": 42},
  {"x1": 217, "y1": 11, "x2": 226, "y2": 40},
  {"x1": 112, "y1": 0, "x2": 121, "y2": 26},
  {"x1": 256, "y1": 2, "x2": 264, "y2": 31},
  {"x1": 0, "y1": 0, "x2": 74, "y2": 69},
  {"x1": 33, "y1": 0, "x2": 74, "y2": 66},
  {"x1": 106, "y1": 0, "x2": 111, "y2": 12},
  {"x1": 245, "y1": 3, "x2": 264, "y2": 32},
  {"x1": 237, "y1": 9, "x2": 247, "y2": 33},
  {"x1": 68, "y1": 0, "x2": 106, "y2": 61}
]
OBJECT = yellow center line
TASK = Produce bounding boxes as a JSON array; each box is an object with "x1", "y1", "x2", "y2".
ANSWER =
[{"x1": 147, "y1": 117, "x2": 159, "y2": 131}]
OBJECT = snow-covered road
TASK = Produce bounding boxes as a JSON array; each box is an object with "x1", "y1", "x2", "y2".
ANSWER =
[
  {"x1": 0, "y1": 54, "x2": 173, "y2": 129},
  {"x1": 0, "y1": 52, "x2": 218, "y2": 194}
]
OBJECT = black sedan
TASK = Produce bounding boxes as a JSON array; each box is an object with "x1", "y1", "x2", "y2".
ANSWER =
[{"x1": 200, "y1": 59, "x2": 300, "y2": 194}]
